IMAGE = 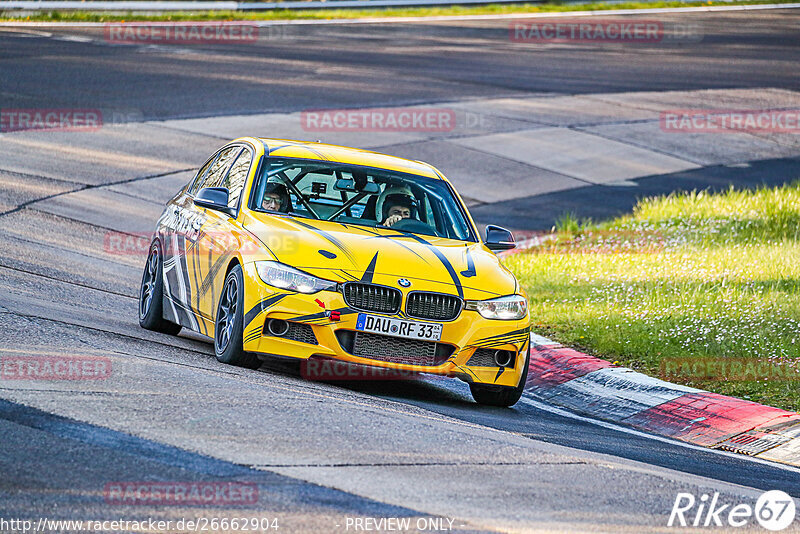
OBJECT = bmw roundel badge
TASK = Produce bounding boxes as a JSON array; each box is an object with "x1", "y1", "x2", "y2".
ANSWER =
[{"x1": 398, "y1": 278, "x2": 411, "y2": 288}]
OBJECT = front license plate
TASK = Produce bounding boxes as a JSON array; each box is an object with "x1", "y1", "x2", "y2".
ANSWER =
[{"x1": 356, "y1": 313, "x2": 442, "y2": 341}]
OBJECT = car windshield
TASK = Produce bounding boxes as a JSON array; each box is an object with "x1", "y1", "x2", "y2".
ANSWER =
[{"x1": 251, "y1": 158, "x2": 476, "y2": 242}]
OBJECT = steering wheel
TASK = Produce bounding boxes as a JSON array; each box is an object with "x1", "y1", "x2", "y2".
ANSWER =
[{"x1": 390, "y1": 218, "x2": 440, "y2": 237}]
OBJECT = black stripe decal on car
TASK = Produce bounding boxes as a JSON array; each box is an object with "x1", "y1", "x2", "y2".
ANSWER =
[
  {"x1": 243, "y1": 293, "x2": 288, "y2": 329},
  {"x1": 403, "y1": 233, "x2": 464, "y2": 299},
  {"x1": 291, "y1": 219, "x2": 357, "y2": 267},
  {"x1": 360, "y1": 252, "x2": 379, "y2": 283}
]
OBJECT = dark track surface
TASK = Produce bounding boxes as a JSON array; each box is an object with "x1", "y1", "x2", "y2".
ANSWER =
[
  {"x1": 1, "y1": 11, "x2": 799, "y2": 119},
  {"x1": 2, "y1": 11, "x2": 800, "y2": 531},
  {"x1": 4, "y1": 11, "x2": 800, "y2": 228},
  {"x1": 264, "y1": 359, "x2": 800, "y2": 497}
]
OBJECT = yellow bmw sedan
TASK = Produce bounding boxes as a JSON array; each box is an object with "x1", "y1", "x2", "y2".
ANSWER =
[{"x1": 139, "y1": 137, "x2": 531, "y2": 406}]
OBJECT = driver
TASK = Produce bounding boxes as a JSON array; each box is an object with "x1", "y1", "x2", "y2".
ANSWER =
[
  {"x1": 376, "y1": 185, "x2": 417, "y2": 228},
  {"x1": 261, "y1": 182, "x2": 291, "y2": 213}
]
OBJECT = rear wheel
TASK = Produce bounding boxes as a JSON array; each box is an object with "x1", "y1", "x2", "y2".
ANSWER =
[
  {"x1": 214, "y1": 265, "x2": 261, "y2": 370},
  {"x1": 470, "y1": 346, "x2": 529, "y2": 407},
  {"x1": 139, "y1": 240, "x2": 182, "y2": 335}
]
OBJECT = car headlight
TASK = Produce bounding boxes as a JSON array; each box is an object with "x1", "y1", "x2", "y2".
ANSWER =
[
  {"x1": 254, "y1": 261, "x2": 337, "y2": 294},
  {"x1": 465, "y1": 295, "x2": 528, "y2": 320}
]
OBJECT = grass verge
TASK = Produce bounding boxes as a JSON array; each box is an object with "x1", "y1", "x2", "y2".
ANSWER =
[
  {"x1": 1, "y1": 0, "x2": 798, "y2": 22},
  {"x1": 503, "y1": 183, "x2": 800, "y2": 411}
]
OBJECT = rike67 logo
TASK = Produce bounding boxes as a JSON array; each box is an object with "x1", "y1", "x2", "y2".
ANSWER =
[{"x1": 669, "y1": 490, "x2": 796, "y2": 531}]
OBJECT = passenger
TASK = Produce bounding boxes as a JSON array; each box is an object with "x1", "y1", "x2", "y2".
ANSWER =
[{"x1": 262, "y1": 182, "x2": 291, "y2": 212}]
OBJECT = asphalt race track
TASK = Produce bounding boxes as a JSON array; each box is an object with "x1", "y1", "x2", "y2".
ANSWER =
[{"x1": 1, "y1": 9, "x2": 800, "y2": 532}]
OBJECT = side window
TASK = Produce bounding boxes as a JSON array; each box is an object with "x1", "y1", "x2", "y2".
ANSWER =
[
  {"x1": 194, "y1": 146, "x2": 240, "y2": 193},
  {"x1": 188, "y1": 158, "x2": 215, "y2": 196},
  {"x1": 224, "y1": 147, "x2": 253, "y2": 209}
]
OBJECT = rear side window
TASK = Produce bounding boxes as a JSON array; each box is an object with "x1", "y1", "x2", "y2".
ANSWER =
[
  {"x1": 225, "y1": 147, "x2": 253, "y2": 209},
  {"x1": 187, "y1": 158, "x2": 214, "y2": 195},
  {"x1": 191, "y1": 146, "x2": 240, "y2": 194}
]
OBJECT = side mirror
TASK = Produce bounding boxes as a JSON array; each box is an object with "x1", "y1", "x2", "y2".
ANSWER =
[
  {"x1": 194, "y1": 187, "x2": 235, "y2": 217},
  {"x1": 485, "y1": 225, "x2": 515, "y2": 251}
]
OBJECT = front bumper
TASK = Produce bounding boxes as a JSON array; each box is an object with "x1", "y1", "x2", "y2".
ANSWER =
[{"x1": 240, "y1": 263, "x2": 530, "y2": 388}]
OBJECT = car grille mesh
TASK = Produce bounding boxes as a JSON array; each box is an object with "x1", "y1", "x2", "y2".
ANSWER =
[
  {"x1": 336, "y1": 331, "x2": 454, "y2": 367},
  {"x1": 343, "y1": 283, "x2": 401, "y2": 314},
  {"x1": 284, "y1": 322, "x2": 318, "y2": 345},
  {"x1": 263, "y1": 321, "x2": 318, "y2": 345},
  {"x1": 467, "y1": 348, "x2": 515, "y2": 368},
  {"x1": 354, "y1": 332, "x2": 436, "y2": 366},
  {"x1": 406, "y1": 292, "x2": 462, "y2": 321},
  {"x1": 467, "y1": 348, "x2": 498, "y2": 367}
]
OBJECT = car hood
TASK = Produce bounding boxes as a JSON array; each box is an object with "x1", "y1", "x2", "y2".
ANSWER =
[{"x1": 242, "y1": 213, "x2": 518, "y2": 299}]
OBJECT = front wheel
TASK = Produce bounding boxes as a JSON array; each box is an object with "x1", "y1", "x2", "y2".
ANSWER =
[
  {"x1": 470, "y1": 346, "x2": 529, "y2": 407},
  {"x1": 214, "y1": 265, "x2": 261, "y2": 370},
  {"x1": 139, "y1": 240, "x2": 182, "y2": 335}
]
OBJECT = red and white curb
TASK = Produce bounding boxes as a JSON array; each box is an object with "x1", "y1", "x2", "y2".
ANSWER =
[{"x1": 524, "y1": 334, "x2": 800, "y2": 467}]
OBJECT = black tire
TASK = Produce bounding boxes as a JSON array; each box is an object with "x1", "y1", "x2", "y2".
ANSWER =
[
  {"x1": 139, "y1": 240, "x2": 182, "y2": 335},
  {"x1": 214, "y1": 265, "x2": 261, "y2": 370},
  {"x1": 469, "y1": 345, "x2": 529, "y2": 407}
]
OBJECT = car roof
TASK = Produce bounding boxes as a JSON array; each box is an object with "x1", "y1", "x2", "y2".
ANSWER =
[{"x1": 255, "y1": 138, "x2": 443, "y2": 180}]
